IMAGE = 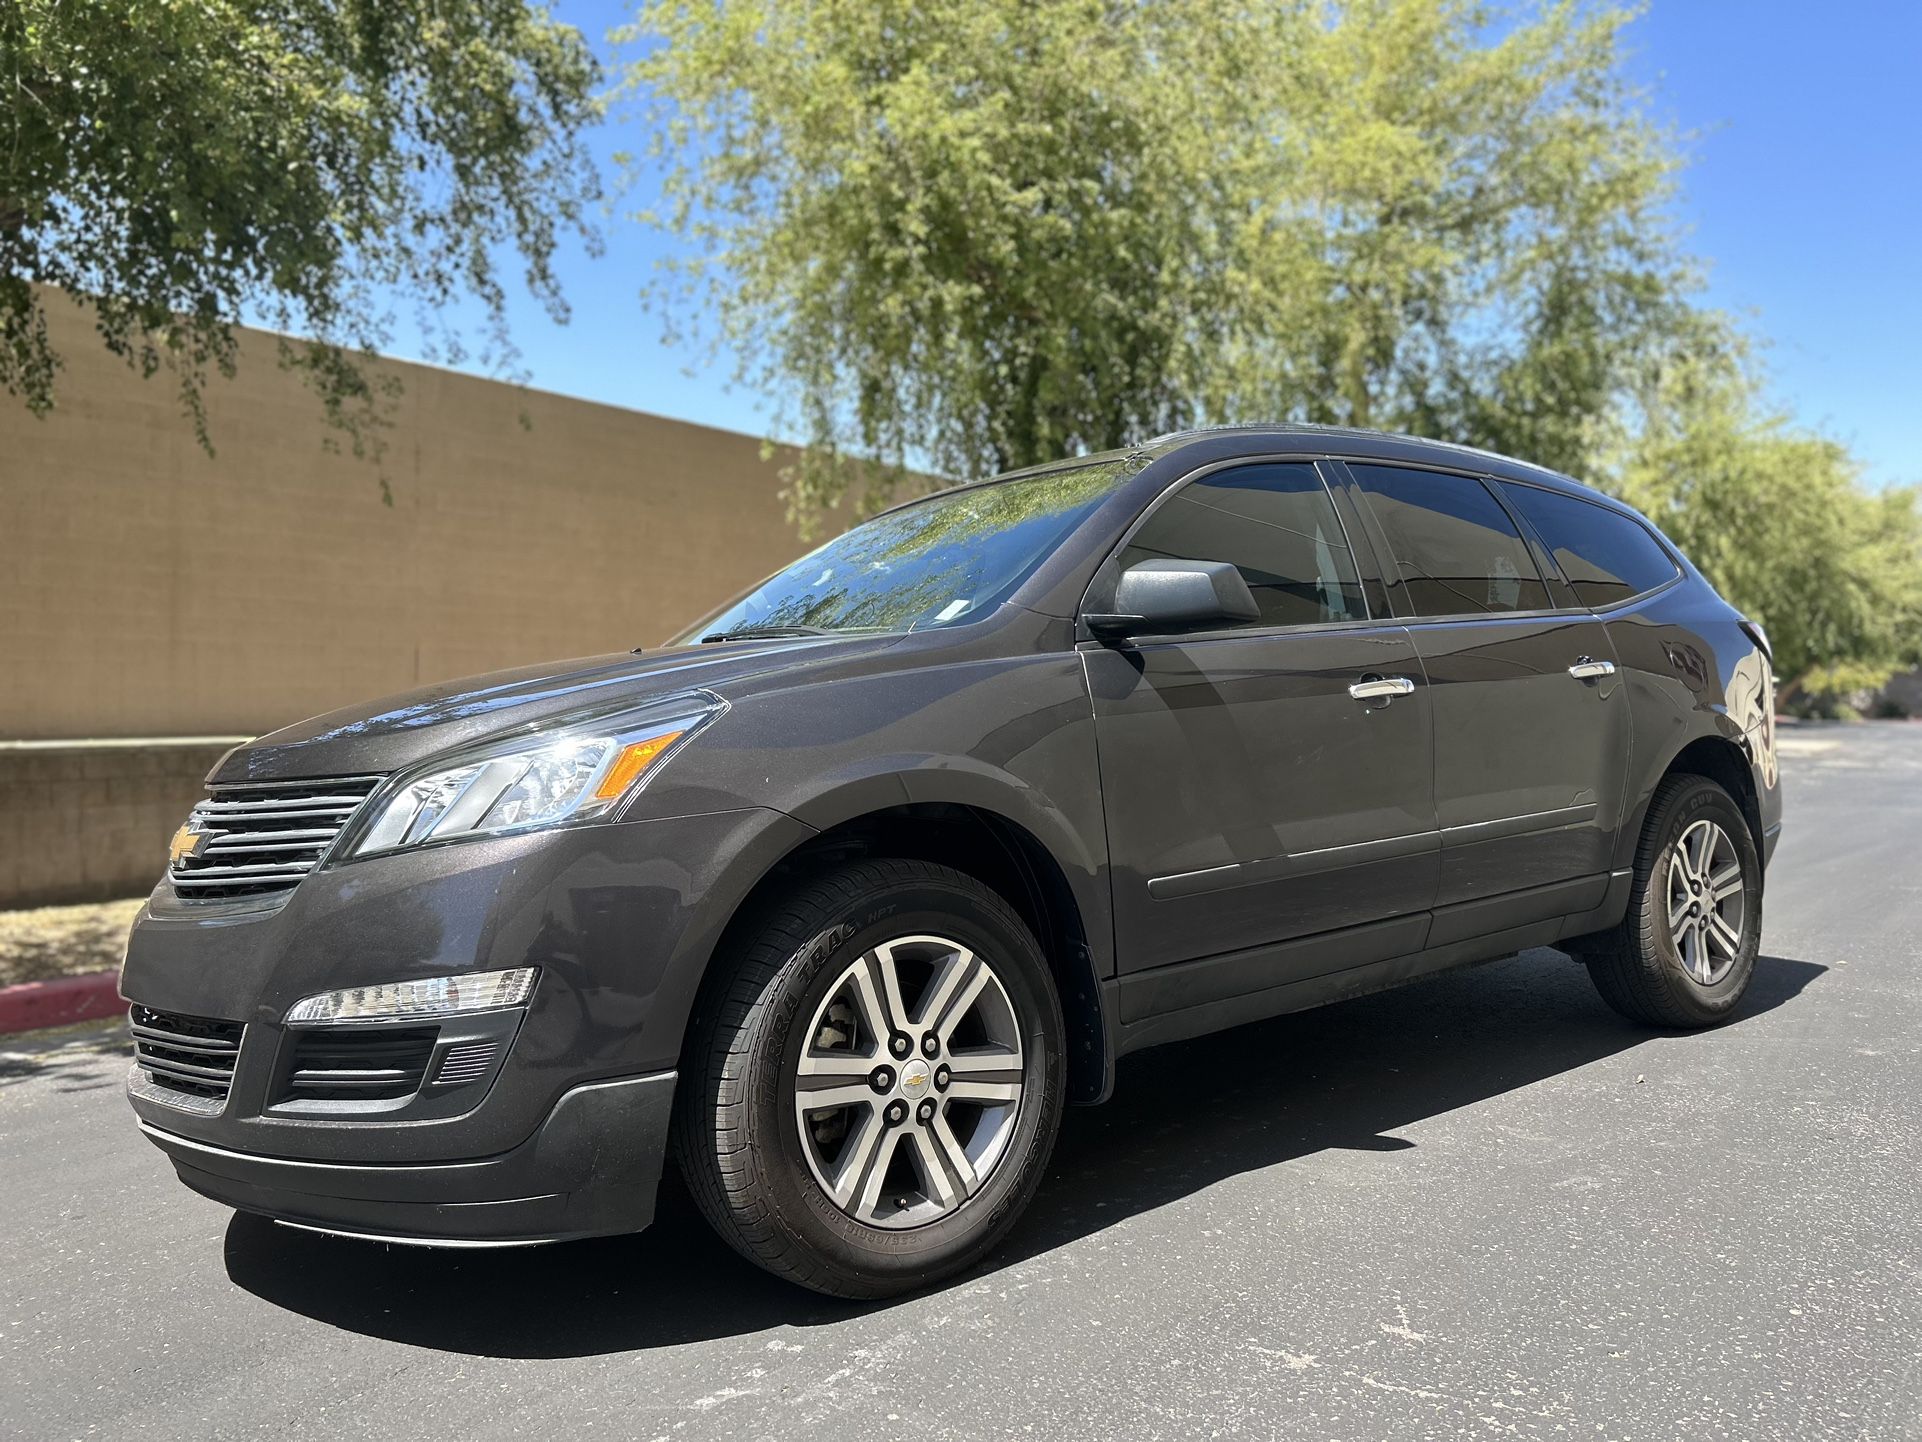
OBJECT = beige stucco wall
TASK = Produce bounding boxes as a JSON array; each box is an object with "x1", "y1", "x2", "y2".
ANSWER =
[
  {"x1": 0, "y1": 740, "x2": 241, "y2": 905},
  {"x1": 0, "y1": 294, "x2": 823, "y2": 740}
]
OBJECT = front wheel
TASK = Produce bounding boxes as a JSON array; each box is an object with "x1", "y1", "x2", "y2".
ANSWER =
[
  {"x1": 1585, "y1": 774, "x2": 1762, "y2": 1027},
  {"x1": 675, "y1": 859, "x2": 1065, "y2": 1298}
]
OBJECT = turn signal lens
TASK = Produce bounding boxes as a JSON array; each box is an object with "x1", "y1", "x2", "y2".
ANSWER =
[
  {"x1": 285, "y1": 967, "x2": 539, "y2": 1025},
  {"x1": 593, "y1": 732, "x2": 685, "y2": 803}
]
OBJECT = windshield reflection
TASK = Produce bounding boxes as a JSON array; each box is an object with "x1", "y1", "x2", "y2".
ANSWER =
[{"x1": 684, "y1": 459, "x2": 1137, "y2": 641}]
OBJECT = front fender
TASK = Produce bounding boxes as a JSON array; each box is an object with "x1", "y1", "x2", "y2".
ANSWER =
[{"x1": 780, "y1": 758, "x2": 1113, "y2": 978}]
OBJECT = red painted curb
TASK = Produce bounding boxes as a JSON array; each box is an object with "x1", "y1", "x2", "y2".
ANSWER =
[{"x1": 0, "y1": 971, "x2": 125, "y2": 1036}]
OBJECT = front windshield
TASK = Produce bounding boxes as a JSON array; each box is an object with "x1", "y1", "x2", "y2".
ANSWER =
[{"x1": 682, "y1": 458, "x2": 1136, "y2": 641}]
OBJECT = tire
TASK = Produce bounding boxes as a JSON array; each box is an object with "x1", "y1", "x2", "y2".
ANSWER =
[
  {"x1": 1585, "y1": 774, "x2": 1762, "y2": 1028},
  {"x1": 674, "y1": 858, "x2": 1066, "y2": 1299}
]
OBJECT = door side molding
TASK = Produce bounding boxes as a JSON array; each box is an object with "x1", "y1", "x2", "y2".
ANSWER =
[
  {"x1": 1147, "y1": 830, "x2": 1442, "y2": 900},
  {"x1": 1147, "y1": 804, "x2": 1600, "y2": 902},
  {"x1": 1438, "y1": 802, "x2": 1597, "y2": 846}
]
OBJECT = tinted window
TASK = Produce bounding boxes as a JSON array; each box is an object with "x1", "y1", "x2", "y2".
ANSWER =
[
  {"x1": 1499, "y1": 483, "x2": 1679, "y2": 609},
  {"x1": 682, "y1": 459, "x2": 1134, "y2": 639},
  {"x1": 1350, "y1": 465, "x2": 1549, "y2": 617},
  {"x1": 1117, "y1": 463, "x2": 1365, "y2": 628}
]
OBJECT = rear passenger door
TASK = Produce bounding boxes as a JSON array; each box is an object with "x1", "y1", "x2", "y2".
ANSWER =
[
  {"x1": 1334, "y1": 462, "x2": 1628, "y2": 937},
  {"x1": 1493, "y1": 477, "x2": 1690, "y2": 866}
]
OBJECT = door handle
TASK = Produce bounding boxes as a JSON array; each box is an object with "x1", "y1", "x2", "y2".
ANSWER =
[
  {"x1": 1349, "y1": 675, "x2": 1416, "y2": 701},
  {"x1": 1568, "y1": 657, "x2": 1617, "y2": 679}
]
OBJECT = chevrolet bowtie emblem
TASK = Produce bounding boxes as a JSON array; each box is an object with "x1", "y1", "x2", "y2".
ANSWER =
[{"x1": 169, "y1": 823, "x2": 208, "y2": 863}]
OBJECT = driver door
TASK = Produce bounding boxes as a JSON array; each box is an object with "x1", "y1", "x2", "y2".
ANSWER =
[{"x1": 1082, "y1": 461, "x2": 1440, "y2": 1002}]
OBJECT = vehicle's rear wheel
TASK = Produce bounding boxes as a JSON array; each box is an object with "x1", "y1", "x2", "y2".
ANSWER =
[
  {"x1": 1585, "y1": 774, "x2": 1762, "y2": 1027},
  {"x1": 675, "y1": 858, "x2": 1065, "y2": 1298}
]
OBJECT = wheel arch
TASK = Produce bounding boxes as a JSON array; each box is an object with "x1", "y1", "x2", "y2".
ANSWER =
[
  {"x1": 1642, "y1": 728, "x2": 1766, "y2": 861},
  {"x1": 682, "y1": 786, "x2": 1115, "y2": 1107}
]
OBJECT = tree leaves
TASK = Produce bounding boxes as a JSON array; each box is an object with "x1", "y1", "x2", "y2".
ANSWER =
[
  {"x1": 1605, "y1": 331, "x2": 1922, "y2": 696},
  {"x1": 623, "y1": 0, "x2": 1688, "y2": 522},
  {"x1": 627, "y1": 0, "x2": 1917, "y2": 688},
  {"x1": 1, "y1": 0, "x2": 602, "y2": 469}
]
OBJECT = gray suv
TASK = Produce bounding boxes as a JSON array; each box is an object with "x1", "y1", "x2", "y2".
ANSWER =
[{"x1": 122, "y1": 425, "x2": 1782, "y2": 1297}]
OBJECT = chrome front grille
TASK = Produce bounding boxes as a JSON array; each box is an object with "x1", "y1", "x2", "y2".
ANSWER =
[{"x1": 169, "y1": 777, "x2": 383, "y2": 899}]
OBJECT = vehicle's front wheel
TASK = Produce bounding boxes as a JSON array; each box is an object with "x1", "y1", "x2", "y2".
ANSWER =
[
  {"x1": 675, "y1": 858, "x2": 1065, "y2": 1298},
  {"x1": 1585, "y1": 774, "x2": 1762, "y2": 1027}
]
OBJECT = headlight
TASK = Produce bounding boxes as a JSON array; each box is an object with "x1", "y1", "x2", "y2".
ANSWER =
[
  {"x1": 349, "y1": 699, "x2": 717, "y2": 857},
  {"x1": 286, "y1": 967, "x2": 539, "y2": 1025}
]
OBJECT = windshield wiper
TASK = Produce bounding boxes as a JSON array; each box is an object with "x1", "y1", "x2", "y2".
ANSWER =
[{"x1": 699, "y1": 624, "x2": 834, "y2": 644}]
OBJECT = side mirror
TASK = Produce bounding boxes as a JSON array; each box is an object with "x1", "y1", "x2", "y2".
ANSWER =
[{"x1": 1086, "y1": 559, "x2": 1260, "y2": 638}]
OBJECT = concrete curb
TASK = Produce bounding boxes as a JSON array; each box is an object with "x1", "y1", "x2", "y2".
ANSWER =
[{"x1": 0, "y1": 971, "x2": 124, "y2": 1035}]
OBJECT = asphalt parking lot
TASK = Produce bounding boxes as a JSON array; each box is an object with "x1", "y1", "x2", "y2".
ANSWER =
[{"x1": 3, "y1": 724, "x2": 1918, "y2": 1441}]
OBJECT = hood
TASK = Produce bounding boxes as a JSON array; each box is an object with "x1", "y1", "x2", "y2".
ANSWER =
[{"x1": 211, "y1": 633, "x2": 911, "y2": 784}]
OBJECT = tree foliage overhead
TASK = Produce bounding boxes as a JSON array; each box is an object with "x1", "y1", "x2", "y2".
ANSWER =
[
  {"x1": 1603, "y1": 331, "x2": 1922, "y2": 698},
  {"x1": 623, "y1": 0, "x2": 1688, "y2": 518},
  {"x1": 628, "y1": 0, "x2": 1918, "y2": 695},
  {"x1": 2, "y1": 0, "x2": 601, "y2": 455}
]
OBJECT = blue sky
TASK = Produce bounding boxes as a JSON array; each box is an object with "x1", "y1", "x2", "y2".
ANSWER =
[{"x1": 395, "y1": 1, "x2": 1921, "y2": 488}]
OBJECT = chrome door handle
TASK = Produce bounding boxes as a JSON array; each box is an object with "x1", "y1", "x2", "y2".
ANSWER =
[
  {"x1": 1349, "y1": 676, "x2": 1416, "y2": 701},
  {"x1": 1568, "y1": 657, "x2": 1617, "y2": 679}
]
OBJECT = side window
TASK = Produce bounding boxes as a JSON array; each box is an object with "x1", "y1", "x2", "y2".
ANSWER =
[
  {"x1": 1117, "y1": 463, "x2": 1366, "y2": 628},
  {"x1": 1498, "y1": 483, "x2": 1680, "y2": 609},
  {"x1": 1349, "y1": 464, "x2": 1550, "y2": 617}
]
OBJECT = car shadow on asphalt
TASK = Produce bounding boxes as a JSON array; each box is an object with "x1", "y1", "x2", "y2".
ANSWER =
[{"x1": 222, "y1": 949, "x2": 1825, "y2": 1358}]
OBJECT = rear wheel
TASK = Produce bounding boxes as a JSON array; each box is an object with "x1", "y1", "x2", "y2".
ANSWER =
[
  {"x1": 675, "y1": 858, "x2": 1065, "y2": 1298},
  {"x1": 1585, "y1": 775, "x2": 1762, "y2": 1027}
]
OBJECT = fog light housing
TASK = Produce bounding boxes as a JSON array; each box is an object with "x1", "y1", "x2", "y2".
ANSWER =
[{"x1": 285, "y1": 967, "x2": 539, "y2": 1026}]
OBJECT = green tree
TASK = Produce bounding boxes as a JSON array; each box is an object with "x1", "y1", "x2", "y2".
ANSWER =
[
  {"x1": 2, "y1": 0, "x2": 601, "y2": 460},
  {"x1": 621, "y1": 0, "x2": 1689, "y2": 520},
  {"x1": 1604, "y1": 339, "x2": 1922, "y2": 701}
]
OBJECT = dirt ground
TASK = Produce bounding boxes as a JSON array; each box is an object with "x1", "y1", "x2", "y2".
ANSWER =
[{"x1": 0, "y1": 898, "x2": 144, "y2": 987}]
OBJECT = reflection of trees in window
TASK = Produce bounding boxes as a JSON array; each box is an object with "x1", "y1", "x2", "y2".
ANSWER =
[
  {"x1": 691, "y1": 458, "x2": 1138, "y2": 637},
  {"x1": 1350, "y1": 466, "x2": 1548, "y2": 616},
  {"x1": 1117, "y1": 464, "x2": 1365, "y2": 627}
]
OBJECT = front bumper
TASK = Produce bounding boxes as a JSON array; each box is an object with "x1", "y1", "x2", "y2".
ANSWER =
[
  {"x1": 120, "y1": 803, "x2": 815, "y2": 1233},
  {"x1": 139, "y1": 1070, "x2": 677, "y2": 1244}
]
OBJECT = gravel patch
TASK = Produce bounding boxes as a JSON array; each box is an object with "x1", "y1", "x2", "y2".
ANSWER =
[{"x1": 0, "y1": 898, "x2": 144, "y2": 987}]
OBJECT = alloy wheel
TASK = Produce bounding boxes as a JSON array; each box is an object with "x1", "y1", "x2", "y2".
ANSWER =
[
  {"x1": 791, "y1": 935, "x2": 1025, "y2": 1229},
  {"x1": 1665, "y1": 818, "x2": 1746, "y2": 986}
]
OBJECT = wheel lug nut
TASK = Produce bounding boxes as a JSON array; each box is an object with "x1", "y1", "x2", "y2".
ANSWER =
[
  {"x1": 885, "y1": 1100, "x2": 907, "y2": 1126},
  {"x1": 890, "y1": 1034, "x2": 912, "y2": 1059},
  {"x1": 870, "y1": 1066, "x2": 894, "y2": 1092},
  {"x1": 916, "y1": 1098, "x2": 936, "y2": 1124},
  {"x1": 934, "y1": 1064, "x2": 950, "y2": 1091},
  {"x1": 921, "y1": 1033, "x2": 939, "y2": 1058}
]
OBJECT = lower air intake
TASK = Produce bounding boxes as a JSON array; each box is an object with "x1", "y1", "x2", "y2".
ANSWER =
[
  {"x1": 131, "y1": 1006, "x2": 244, "y2": 1103},
  {"x1": 277, "y1": 1027, "x2": 438, "y2": 1103},
  {"x1": 433, "y1": 1040, "x2": 502, "y2": 1088}
]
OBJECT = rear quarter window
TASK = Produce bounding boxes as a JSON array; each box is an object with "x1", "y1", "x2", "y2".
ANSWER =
[{"x1": 1498, "y1": 483, "x2": 1680, "y2": 609}]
